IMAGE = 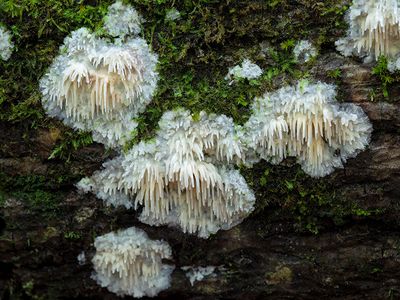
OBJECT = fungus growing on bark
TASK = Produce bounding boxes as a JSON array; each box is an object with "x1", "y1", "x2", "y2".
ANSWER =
[
  {"x1": 103, "y1": 0, "x2": 142, "y2": 38},
  {"x1": 336, "y1": 0, "x2": 400, "y2": 67},
  {"x1": 293, "y1": 40, "x2": 317, "y2": 63},
  {"x1": 40, "y1": 2, "x2": 158, "y2": 148},
  {"x1": 244, "y1": 81, "x2": 372, "y2": 178},
  {"x1": 92, "y1": 227, "x2": 174, "y2": 298},
  {"x1": 0, "y1": 25, "x2": 13, "y2": 61},
  {"x1": 78, "y1": 109, "x2": 255, "y2": 238},
  {"x1": 225, "y1": 59, "x2": 263, "y2": 84}
]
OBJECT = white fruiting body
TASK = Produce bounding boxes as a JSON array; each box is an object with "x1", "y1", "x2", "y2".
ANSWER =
[
  {"x1": 104, "y1": 0, "x2": 142, "y2": 37},
  {"x1": 336, "y1": 0, "x2": 400, "y2": 67},
  {"x1": 92, "y1": 227, "x2": 174, "y2": 298},
  {"x1": 225, "y1": 59, "x2": 263, "y2": 83},
  {"x1": 244, "y1": 81, "x2": 372, "y2": 178},
  {"x1": 0, "y1": 25, "x2": 14, "y2": 61},
  {"x1": 78, "y1": 109, "x2": 255, "y2": 238},
  {"x1": 40, "y1": 2, "x2": 158, "y2": 148},
  {"x1": 293, "y1": 40, "x2": 317, "y2": 63},
  {"x1": 181, "y1": 266, "x2": 216, "y2": 286}
]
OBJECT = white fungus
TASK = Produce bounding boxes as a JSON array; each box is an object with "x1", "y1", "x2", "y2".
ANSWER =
[
  {"x1": 40, "y1": 2, "x2": 158, "y2": 148},
  {"x1": 225, "y1": 59, "x2": 263, "y2": 84},
  {"x1": 78, "y1": 109, "x2": 255, "y2": 238},
  {"x1": 92, "y1": 227, "x2": 174, "y2": 298},
  {"x1": 293, "y1": 40, "x2": 317, "y2": 63},
  {"x1": 336, "y1": 0, "x2": 400, "y2": 69},
  {"x1": 243, "y1": 80, "x2": 372, "y2": 178},
  {"x1": 0, "y1": 25, "x2": 14, "y2": 61},
  {"x1": 104, "y1": 0, "x2": 142, "y2": 38},
  {"x1": 77, "y1": 251, "x2": 86, "y2": 265},
  {"x1": 165, "y1": 8, "x2": 181, "y2": 21},
  {"x1": 181, "y1": 266, "x2": 216, "y2": 286}
]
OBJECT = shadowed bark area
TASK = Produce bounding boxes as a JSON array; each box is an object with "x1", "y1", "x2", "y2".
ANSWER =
[{"x1": 1, "y1": 0, "x2": 400, "y2": 299}]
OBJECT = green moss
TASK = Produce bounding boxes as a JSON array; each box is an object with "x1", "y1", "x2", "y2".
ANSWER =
[
  {"x1": 244, "y1": 163, "x2": 384, "y2": 235},
  {"x1": 64, "y1": 231, "x2": 82, "y2": 240},
  {"x1": 48, "y1": 129, "x2": 93, "y2": 162},
  {"x1": 371, "y1": 56, "x2": 400, "y2": 101},
  {"x1": 0, "y1": 172, "x2": 64, "y2": 217}
]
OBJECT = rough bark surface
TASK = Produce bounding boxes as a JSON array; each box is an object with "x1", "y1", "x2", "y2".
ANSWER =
[{"x1": 1, "y1": 1, "x2": 400, "y2": 299}]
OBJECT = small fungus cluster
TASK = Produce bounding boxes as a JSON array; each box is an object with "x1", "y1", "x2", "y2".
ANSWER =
[
  {"x1": 92, "y1": 227, "x2": 174, "y2": 297},
  {"x1": 0, "y1": 25, "x2": 13, "y2": 61},
  {"x1": 336, "y1": 0, "x2": 400, "y2": 70},
  {"x1": 40, "y1": 1, "x2": 158, "y2": 148},
  {"x1": 244, "y1": 81, "x2": 372, "y2": 178}
]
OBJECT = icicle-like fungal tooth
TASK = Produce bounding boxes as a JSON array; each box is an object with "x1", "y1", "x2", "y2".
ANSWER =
[{"x1": 244, "y1": 80, "x2": 372, "y2": 178}]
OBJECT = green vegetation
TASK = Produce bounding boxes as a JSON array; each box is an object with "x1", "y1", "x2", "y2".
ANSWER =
[
  {"x1": 245, "y1": 164, "x2": 384, "y2": 234},
  {"x1": 0, "y1": 172, "x2": 66, "y2": 217},
  {"x1": 64, "y1": 231, "x2": 82, "y2": 240},
  {"x1": 371, "y1": 55, "x2": 400, "y2": 100}
]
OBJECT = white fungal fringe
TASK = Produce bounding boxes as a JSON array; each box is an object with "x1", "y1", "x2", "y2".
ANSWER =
[
  {"x1": 0, "y1": 25, "x2": 14, "y2": 61},
  {"x1": 244, "y1": 80, "x2": 372, "y2": 178},
  {"x1": 92, "y1": 227, "x2": 174, "y2": 298},
  {"x1": 40, "y1": 2, "x2": 158, "y2": 148},
  {"x1": 78, "y1": 109, "x2": 255, "y2": 238},
  {"x1": 336, "y1": 0, "x2": 400, "y2": 68}
]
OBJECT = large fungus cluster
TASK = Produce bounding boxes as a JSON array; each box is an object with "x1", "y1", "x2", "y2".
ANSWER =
[
  {"x1": 78, "y1": 109, "x2": 255, "y2": 238},
  {"x1": 40, "y1": 2, "x2": 158, "y2": 148},
  {"x1": 32, "y1": 1, "x2": 376, "y2": 297},
  {"x1": 336, "y1": 0, "x2": 400, "y2": 68},
  {"x1": 244, "y1": 81, "x2": 373, "y2": 178},
  {"x1": 92, "y1": 227, "x2": 174, "y2": 298}
]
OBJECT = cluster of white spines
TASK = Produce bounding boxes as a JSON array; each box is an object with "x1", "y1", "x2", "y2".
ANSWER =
[
  {"x1": 181, "y1": 266, "x2": 216, "y2": 286},
  {"x1": 78, "y1": 109, "x2": 255, "y2": 238},
  {"x1": 293, "y1": 40, "x2": 317, "y2": 63},
  {"x1": 225, "y1": 59, "x2": 263, "y2": 83},
  {"x1": 336, "y1": 0, "x2": 400, "y2": 65},
  {"x1": 244, "y1": 81, "x2": 372, "y2": 177},
  {"x1": 0, "y1": 25, "x2": 14, "y2": 61},
  {"x1": 103, "y1": 0, "x2": 142, "y2": 37},
  {"x1": 92, "y1": 227, "x2": 174, "y2": 298},
  {"x1": 40, "y1": 3, "x2": 158, "y2": 148}
]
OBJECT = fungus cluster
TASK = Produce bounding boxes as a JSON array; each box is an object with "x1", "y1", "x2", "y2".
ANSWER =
[
  {"x1": 40, "y1": 2, "x2": 158, "y2": 148},
  {"x1": 293, "y1": 40, "x2": 317, "y2": 63},
  {"x1": 225, "y1": 59, "x2": 263, "y2": 84},
  {"x1": 243, "y1": 81, "x2": 372, "y2": 178},
  {"x1": 336, "y1": 0, "x2": 400, "y2": 68},
  {"x1": 92, "y1": 227, "x2": 174, "y2": 297},
  {"x1": 78, "y1": 109, "x2": 255, "y2": 238},
  {"x1": 0, "y1": 25, "x2": 13, "y2": 61}
]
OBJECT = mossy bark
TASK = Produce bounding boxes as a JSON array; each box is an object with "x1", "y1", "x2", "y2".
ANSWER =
[{"x1": 1, "y1": 0, "x2": 400, "y2": 299}]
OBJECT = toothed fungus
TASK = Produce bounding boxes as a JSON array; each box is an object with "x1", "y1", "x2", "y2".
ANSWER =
[
  {"x1": 40, "y1": 2, "x2": 158, "y2": 148},
  {"x1": 336, "y1": 0, "x2": 400, "y2": 67},
  {"x1": 104, "y1": 0, "x2": 142, "y2": 38},
  {"x1": 225, "y1": 59, "x2": 263, "y2": 84},
  {"x1": 293, "y1": 40, "x2": 317, "y2": 63},
  {"x1": 0, "y1": 25, "x2": 13, "y2": 61},
  {"x1": 244, "y1": 81, "x2": 372, "y2": 178},
  {"x1": 92, "y1": 227, "x2": 174, "y2": 298},
  {"x1": 78, "y1": 109, "x2": 255, "y2": 238}
]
